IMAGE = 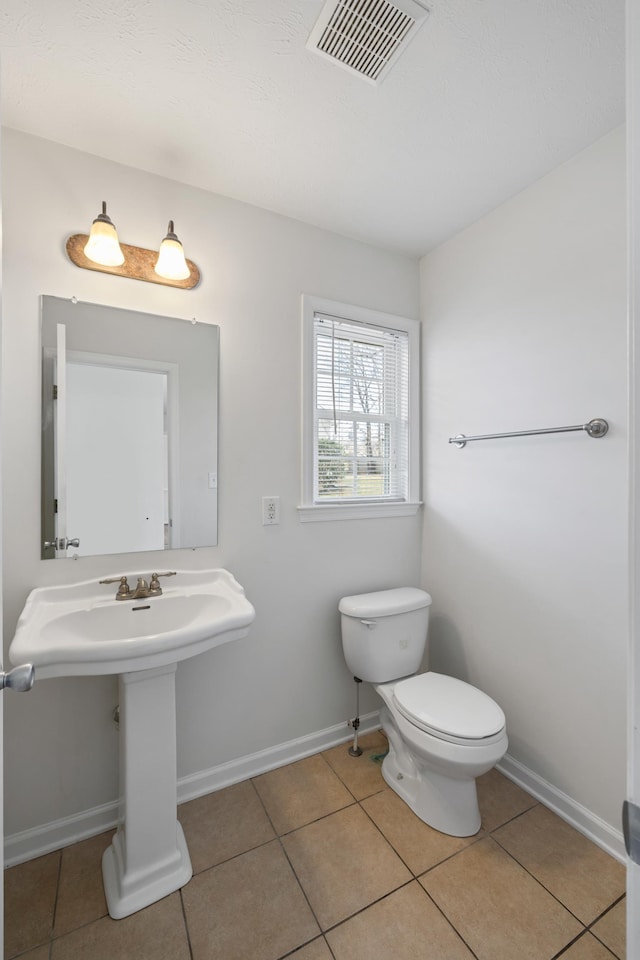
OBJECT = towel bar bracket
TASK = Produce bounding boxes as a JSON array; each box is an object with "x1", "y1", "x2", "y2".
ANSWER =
[{"x1": 585, "y1": 418, "x2": 609, "y2": 439}]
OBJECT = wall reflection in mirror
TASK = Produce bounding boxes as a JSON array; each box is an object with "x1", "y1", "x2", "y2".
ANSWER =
[{"x1": 41, "y1": 296, "x2": 219, "y2": 559}]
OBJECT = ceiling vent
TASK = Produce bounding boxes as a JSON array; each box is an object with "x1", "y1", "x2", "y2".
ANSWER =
[{"x1": 307, "y1": 0, "x2": 431, "y2": 85}]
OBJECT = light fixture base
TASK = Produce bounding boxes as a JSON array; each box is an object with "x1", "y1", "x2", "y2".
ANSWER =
[{"x1": 66, "y1": 235, "x2": 200, "y2": 289}]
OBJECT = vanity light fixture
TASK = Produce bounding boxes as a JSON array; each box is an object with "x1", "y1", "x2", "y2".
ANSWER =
[{"x1": 66, "y1": 203, "x2": 200, "y2": 289}]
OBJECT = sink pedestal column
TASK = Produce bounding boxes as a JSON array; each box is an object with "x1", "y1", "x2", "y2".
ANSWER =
[{"x1": 102, "y1": 663, "x2": 192, "y2": 919}]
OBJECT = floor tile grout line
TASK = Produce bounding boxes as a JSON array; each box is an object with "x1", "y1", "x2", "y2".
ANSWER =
[
  {"x1": 250, "y1": 763, "x2": 363, "y2": 837},
  {"x1": 276, "y1": 933, "x2": 337, "y2": 960},
  {"x1": 258, "y1": 765, "x2": 431, "y2": 939},
  {"x1": 182, "y1": 793, "x2": 379, "y2": 884},
  {"x1": 320, "y1": 737, "x2": 389, "y2": 805},
  {"x1": 323, "y1": 933, "x2": 339, "y2": 960},
  {"x1": 251, "y1": 765, "x2": 484, "y2": 951},
  {"x1": 585, "y1": 892, "x2": 626, "y2": 928},
  {"x1": 417, "y1": 883, "x2": 483, "y2": 960},
  {"x1": 334, "y1": 759, "x2": 544, "y2": 883},
  {"x1": 354, "y1": 789, "x2": 488, "y2": 882},
  {"x1": 588, "y1": 929, "x2": 624, "y2": 959},
  {"x1": 314, "y1": 874, "x2": 481, "y2": 960},
  {"x1": 6, "y1": 854, "x2": 65, "y2": 957},
  {"x1": 317, "y1": 747, "x2": 363, "y2": 805},
  {"x1": 394, "y1": 797, "x2": 543, "y2": 883},
  {"x1": 182, "y1": 772, "x2": 359, "y2": 880},
  {"x1": 317, "y1": 876, "x2": 415, "y2": 936},
  {"x1": 271, "y1": 797, "x2": 358, "y2": 839},
  {"x1": 277, "y1": 793, "x2": 421, "y2": 930},
  {"x1": 356, "y1": 793, "x2": 440, "y2": 879},
  {"x1": 248, "y1": 774, "x2": 328, "y2": 944},
  {"x1": 36, "y1": 907, "x2": 111, "y2": 950},
  {"x1": 253, "y1": 796, "x2": 360, "y2": 840},
  {"x1": 417, "y1": 829, "x2": 603, "y2": 960},
  {"x1": 584, "y1": 893, "x2": 626, "y2": 959},
  {"x1": 275, "y1": 832, "x2": 326, "y2": 939},
  {"x1": 484, "y1": 797, "x2": 540, "y2": 834},
  {"x1": 7, "y1": 943, "x2": 53, "y2": 960},
  {"x1": 411, "y1": 833, "x2": 485, "y2": 880},
  {"x1": 49, "y1": 848, "x2": 63, "y2": 941},
  {"x1": 490, "y1": 832, "x2": 616, "y2": 929},
  {"x1": 188, "y1": 752, "x2": 541, "y2": 892},
  {"x1": 550, "y1": 926, "x2": 620, "y2": 960},
  {"x1": 250, "y1": 754, "x2": 450, "y2": 950},
  {"x1": 179, "y1": 888, "x2": 195, "y2": 960},
  {"x1": 354, "y1": 796, "x2": 422, "y2": 875},
  {"x1": 186, "y1": 831, "x2": 277, "y2": 878},
  {"x1": 549, "y1": 928, "x2": 596, "y2": 960}
]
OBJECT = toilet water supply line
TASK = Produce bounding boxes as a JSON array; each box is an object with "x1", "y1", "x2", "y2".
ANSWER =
[{"x1": 349, "y1": 676, "x2": 363, "y2": 757}]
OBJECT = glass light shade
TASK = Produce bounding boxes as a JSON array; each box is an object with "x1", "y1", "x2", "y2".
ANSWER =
[
  {"x1": 155, "y1": 222, "x2": 190, "y2": 281},
  {"x1": 83, "y1": 203, "x2": 124, "y2": 267}
]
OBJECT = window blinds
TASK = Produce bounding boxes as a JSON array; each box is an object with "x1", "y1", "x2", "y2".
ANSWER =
[{"x1": 313, "y1": 313, "x2": 409, "y2": 502}]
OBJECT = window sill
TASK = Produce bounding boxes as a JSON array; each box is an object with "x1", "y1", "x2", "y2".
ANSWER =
[{"x1": 297, "y1": 502, "x2": 422, "y2": 522}]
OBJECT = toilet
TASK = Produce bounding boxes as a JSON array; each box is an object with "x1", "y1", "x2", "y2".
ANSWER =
[{"x1": 339, "y1": 587, "x2": 508, "y2": 837}]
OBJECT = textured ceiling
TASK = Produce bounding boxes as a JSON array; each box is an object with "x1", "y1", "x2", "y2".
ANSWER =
[{"x1": 0, "y1": 0, "x2": 626, "y2": 256}]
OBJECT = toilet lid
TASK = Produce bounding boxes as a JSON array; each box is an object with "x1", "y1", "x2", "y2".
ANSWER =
[{"x1": 393, "y1": 672, "x2": 505, "y2": 740}]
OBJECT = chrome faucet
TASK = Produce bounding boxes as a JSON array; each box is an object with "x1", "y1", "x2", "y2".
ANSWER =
[{"x1": 99, "y1": 572, "x2": 177, "y2": 600}]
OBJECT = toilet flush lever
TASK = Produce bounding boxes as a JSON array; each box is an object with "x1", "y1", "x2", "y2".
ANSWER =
[{"x1": 360, "y1": 619, "x2": 377, "y2": 628}]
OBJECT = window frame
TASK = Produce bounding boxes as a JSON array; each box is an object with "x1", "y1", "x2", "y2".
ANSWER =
[{"x1": 299, "y1": 294, "x2": 422, "y2": 522}]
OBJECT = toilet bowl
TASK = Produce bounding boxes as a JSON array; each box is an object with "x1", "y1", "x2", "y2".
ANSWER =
[
  {"x1": 376, "y1": 673, "x2": 507, "y2": 835},
  {"x1": 339, "y1": 587, "x2": 508, "y2": 837}
]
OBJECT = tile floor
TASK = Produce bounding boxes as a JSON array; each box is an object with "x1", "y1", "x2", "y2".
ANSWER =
[{"x1": 5, "y1": 731, "x2": 626, "y2": 960}]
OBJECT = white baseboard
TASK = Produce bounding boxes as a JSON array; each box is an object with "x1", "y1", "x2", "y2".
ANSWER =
[
  {"x1": 4, "y1": 712, "x2": 381, "y2": 867},
  {"x1": 175, "y1": 711, "x2": 381, "y2": 804},
  {"x1": 497, "y1": 754, "x2": 626, "y2": 863},
  {"x1": 5, "y1": 724, "x2": 625, "y2": 868},
  {"x1": 4, "y1": 800, "x2": 121, "y2": 868}
]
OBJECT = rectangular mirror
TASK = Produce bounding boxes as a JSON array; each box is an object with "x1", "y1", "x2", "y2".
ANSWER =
[{"x1": 41, "y1": 296, "x2": 218, "y2": 559}]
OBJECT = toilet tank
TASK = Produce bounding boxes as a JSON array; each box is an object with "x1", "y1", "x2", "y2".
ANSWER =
[{"x1": 339, "y1": 587, "x2": 432, "y2": 683}]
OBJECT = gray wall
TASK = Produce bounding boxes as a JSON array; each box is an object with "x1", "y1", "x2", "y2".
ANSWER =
[
  {"x1": 420, "y1": 127, "x2": 627, "y2": 833},
  {"x1": 2, "y1": 128, "x2": 422, "y2": 836}
]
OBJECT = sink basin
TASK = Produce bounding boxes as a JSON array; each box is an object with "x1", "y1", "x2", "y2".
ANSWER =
[{"x1": 10, "y1": 568, "x2": 255, "y2": 677}]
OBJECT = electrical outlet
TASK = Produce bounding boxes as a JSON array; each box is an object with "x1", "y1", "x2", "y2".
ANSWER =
[{"x1": 262, "y1": 496, "x2": 280, "y2": 525}]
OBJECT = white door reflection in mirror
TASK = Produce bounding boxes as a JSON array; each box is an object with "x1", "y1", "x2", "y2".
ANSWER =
[{"x1": 66, "y1": 361, "x2": 167, "y2": 555}]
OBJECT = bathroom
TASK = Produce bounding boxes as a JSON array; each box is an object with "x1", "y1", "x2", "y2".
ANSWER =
[{"x1": 0, "y1": 1, "x2": 634, "y2": 958}]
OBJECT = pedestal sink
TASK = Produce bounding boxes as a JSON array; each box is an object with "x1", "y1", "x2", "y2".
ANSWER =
[{"x1": 10, "y1": 568, "x2": 255, "y2": 918}]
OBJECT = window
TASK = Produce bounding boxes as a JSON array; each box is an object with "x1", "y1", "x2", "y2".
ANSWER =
[{"x1": 300, "y1": 295, "x2": 421, "y2": 521}]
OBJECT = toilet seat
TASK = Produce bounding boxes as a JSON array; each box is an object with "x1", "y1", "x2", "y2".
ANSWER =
[{"x1": 392, "y1": 672, "x2": 505, "y2": 745}]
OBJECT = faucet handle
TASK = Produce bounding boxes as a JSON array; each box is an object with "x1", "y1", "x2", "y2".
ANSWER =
[
  {"x1": 149, "y1": 571, "x2": 177, "y2": 594},
  {"x1": 99, "y1": 575, "x2": 131, "y2": 599}
]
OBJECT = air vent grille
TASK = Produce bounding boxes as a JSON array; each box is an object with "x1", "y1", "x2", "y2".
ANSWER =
[{"x1": 307, "y1": 0, "x2": 430, "y2": 84}]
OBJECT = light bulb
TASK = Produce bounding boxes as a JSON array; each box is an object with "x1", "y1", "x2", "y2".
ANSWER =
[
  {"x1": 83, "y1": 202, "x2": 124, "y2": 267},
  {"x1": 155, "y1": 221, "x2": 190, "y2": 281}
]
